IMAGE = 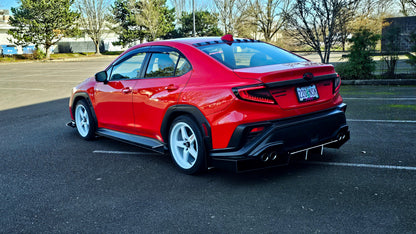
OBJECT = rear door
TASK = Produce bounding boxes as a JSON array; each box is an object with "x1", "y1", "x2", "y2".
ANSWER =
[{"x1": 132, "y1": 46, "x2": 192, "y2": 139}]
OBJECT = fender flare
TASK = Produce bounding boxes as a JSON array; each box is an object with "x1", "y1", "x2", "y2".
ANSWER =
[
  {"x1": 161, "y1": 105, "x2": 213, "y2": 150},
  {"x1": 71, "y1": 92, "x2": 98, "y2": 128}
]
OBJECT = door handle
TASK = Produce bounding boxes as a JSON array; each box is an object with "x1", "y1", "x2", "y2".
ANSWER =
[
  {"x1": 165, "y1": 84, "x2": 179, "y2": 91},
  {"x1": 122, "y1": 87, "x2": 132, "y2": 94}
]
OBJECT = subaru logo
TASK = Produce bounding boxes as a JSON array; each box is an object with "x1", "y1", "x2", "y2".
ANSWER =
[{"x1": 303, "y1": 73, "x2": 314, "y2": 81}]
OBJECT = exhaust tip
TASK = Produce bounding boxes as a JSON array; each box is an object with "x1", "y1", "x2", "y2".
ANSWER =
[
  {"x1": 270, "y1": 152, "x2": 278, "y2": 161},
  {"x1": 261, "y1": 153, "x2": 270, "y2": 162},
  {"x1": 337, "y1": 132, "x2": 347, "y2": 141}
]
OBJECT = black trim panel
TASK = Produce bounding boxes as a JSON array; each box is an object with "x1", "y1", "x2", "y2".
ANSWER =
[
  {"x1": 96, "y1": 128, "x2": 166, "y2": 154},
  {"x1": 265, "y1": 73, "x2": 338, "y2": 88},
  {"x1": 210, "y1": 103, "x2": 349, "y2": 158}
]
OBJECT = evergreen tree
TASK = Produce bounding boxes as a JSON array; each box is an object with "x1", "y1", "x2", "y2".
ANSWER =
[
  {"x1": 134, "y1": 0, "x2": 175, "y2": 42},
  {"x1": 111, "y1": 0, "x2": 146, "y2": 46},
  {"x1": 347, "y1": 28, "x2": 380, "y2": 79},
  {"x1": 176, "y1": 11, "x2": 223, "y2": 38},
  {"x1": 8, "y1": 0, "x2": 79, "y2": 59}
]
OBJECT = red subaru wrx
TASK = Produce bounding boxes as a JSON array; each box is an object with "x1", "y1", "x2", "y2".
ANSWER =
[{"x1": 68, "y1": 35, "x2": 349, "y2": 174}]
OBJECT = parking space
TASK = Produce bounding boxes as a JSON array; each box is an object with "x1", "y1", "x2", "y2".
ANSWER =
[
  {"x1": 0, "y1": 59, "x2": 415, "y2": 232},
  {"x1": 0, "y1": 57, "x2": 115, "y2": 110}
]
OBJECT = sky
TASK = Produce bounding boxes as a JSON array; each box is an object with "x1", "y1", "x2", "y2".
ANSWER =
[
  {"x1": 0, "y1": 0, "x2": 18, "y2": 12},
  {"x1": 0, "y1": 0, "x2": 214, "y2": 14}
]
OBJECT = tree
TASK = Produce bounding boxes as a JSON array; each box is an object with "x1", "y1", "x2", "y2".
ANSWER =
[
  {"x1": 134, "y1": 0, "x2": 175, "y2": 41},
  {"x1": 248, "y1": 0, "x2": 291, "y2": 42},
  {"x1": 381, "y1": 24, "x2": 401, "y2": 77},
  {"x1": 232, "y1": 4, "x2": 258, "y2": 38},
  {"x1": 111, "y1": 0, "x2": 146, "y2": 46},
  {"x1": 339, "y1": 28, "x2": 380, "y2": 79},
  {"x1": 7, "y1": 0, "x2": 79, "y2": 59},
  {"x1": 171, "y1": 0, "x2": 189, "y2": 24},
  {"x1": 76, "y1": 0, "x2": 110, "y2": 55},
  {"x1": 336, "y1": 3, "x2": 359, "y2": 51},
  {"x1": 405, "y1": 32, "x2": 416, "y2": 70},
  {"x1": 177, "y1": 11, "x2": 223, "y2": 37},
  {"x1": 400, "y1": 0, "x2": 416, "y2": 16},
  {"x1": 284, "y1": 0, "x2": 356, "y2": 64},
  {"x1": 349, "y1": 0, "x2": 395, "y2": 36},
  {"x1": 213, "y1": 0, "x2": 240, "y2": 34}
]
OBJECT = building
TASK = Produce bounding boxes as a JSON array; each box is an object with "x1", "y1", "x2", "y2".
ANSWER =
[
  {"x1": 0, "y1": 9, "x2": 124, "y2": 54},
  {"x1": 382, "y1": 16, "x2": 416, "y2": 52},
  {"x1": 0, "y1": 10, "x2": 12, "y2": 45}
]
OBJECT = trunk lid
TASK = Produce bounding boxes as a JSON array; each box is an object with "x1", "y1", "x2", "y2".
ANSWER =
[{"x1": 234, "y1": 62, "x2": 338, "y2": 110}]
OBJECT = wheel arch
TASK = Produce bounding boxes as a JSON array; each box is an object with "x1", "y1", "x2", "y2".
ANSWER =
[
  {"x1": 161, "y1": 105, "x2": 213, "y2": 151},
  {"x1": 71, "y1": 92, "x2": 98, "y2": 128}
]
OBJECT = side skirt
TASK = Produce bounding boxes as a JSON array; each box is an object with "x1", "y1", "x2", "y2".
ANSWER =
[{"x1": 96, "y1": 128, "x2": 167, "y2": 154}]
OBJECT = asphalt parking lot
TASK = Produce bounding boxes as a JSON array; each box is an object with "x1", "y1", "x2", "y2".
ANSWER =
[{"x1": 0, "y1": 59, "x2": 415, "y2": 233}]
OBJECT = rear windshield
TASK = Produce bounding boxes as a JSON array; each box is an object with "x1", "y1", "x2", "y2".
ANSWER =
[{"x1": 198, "y1": 42, "x2": 306, "y2": 69}]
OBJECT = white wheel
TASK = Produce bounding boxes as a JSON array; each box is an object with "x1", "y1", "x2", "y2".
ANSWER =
[
  {"x1": 74, "y1": 100, "x2": 95, "y2": 140},
  {"x1": 169, "y1": 116, "x2": 206, "y2": 174}
]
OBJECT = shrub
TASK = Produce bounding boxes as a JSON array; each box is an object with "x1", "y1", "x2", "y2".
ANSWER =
[
  {"x1": 32, "y1": 49, "x2": 46, "y2": 60},
  {"x1": 338, "y1": 28, "x2": 379, "y2": 80}
]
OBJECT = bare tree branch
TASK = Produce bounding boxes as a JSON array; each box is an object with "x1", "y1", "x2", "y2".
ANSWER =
[
  {"x1": 76, "y1": 0, "x2": 109, "y2": 54},
  {"x1": 284, "y1": 0, "x2": 357, "y2": 64}
]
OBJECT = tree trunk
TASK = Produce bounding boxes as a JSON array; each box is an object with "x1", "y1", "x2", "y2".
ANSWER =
[
  {"x1": 45, "y1": 45, "x2": 51, "y2": 60},
  {"x1": 94, "y1": 39, "x2": 101, "y2": 55}
]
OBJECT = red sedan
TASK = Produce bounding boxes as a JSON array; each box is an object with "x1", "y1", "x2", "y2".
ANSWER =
[{"x1": 68, "y1": 35, "x2": 349, "y2": 174}]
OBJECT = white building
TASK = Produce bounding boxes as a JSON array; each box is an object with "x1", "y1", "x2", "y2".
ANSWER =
[
  {"x1": 0, "y1": 10, "x2": 12, "y2": 45},
  {"x1": 0, "y1": 9, "x2": 125, "y2": 54}
]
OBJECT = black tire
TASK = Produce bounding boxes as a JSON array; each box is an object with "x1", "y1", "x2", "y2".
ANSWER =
[
  {"x1": 74, "y1": 99, "x2": 96, "y2": 140},
  {"x1": 168, "y1": 115, "x2": 207, "y2": 174}
]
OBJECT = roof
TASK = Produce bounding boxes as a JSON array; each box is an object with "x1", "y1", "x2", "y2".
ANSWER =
[{"x1": 163, "y1": 36, "x2": 261, "y2": 47}]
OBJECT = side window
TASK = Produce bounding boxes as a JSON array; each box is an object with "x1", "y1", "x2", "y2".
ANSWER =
[
  {"x1": 110, "y1": 52, "x2": 146, "y2": 80},
  {"x1": 145, "y1": 52, "x2": 178, "y2": 78},
  {"x1": 175, "y1": 56, "x2": 191, "y2": 76}
]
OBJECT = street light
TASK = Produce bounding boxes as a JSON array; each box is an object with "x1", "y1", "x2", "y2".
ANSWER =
[{"x1": 192, "y1": 0, "x2": 196, "y2": 37}]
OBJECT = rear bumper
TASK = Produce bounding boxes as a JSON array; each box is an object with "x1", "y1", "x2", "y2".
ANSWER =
[{"x1": 209, "y1": 103, "x2": 349, "y2": 172}]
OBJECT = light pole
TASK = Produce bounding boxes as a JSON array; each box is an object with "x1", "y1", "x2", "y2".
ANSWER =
[{"x1": 192, "y1": 0, "x2": 196, "y2": 37}]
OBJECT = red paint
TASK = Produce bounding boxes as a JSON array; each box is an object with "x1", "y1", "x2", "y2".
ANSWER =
[{"x1": 70, "y1": 37, "x2": 344, "y2": 150}]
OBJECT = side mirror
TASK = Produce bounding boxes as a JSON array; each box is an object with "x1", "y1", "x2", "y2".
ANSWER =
[{"x1": 95, "y1": 71, "x2": 108, "y2": 83}]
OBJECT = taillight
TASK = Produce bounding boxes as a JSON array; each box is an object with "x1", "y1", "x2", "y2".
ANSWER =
[
  {"x1": 333, "y1": 74, "x2": 341, "y2": 94},
  {"x1": 233, "y1": 85, "x2": 276, "y2": 104}
]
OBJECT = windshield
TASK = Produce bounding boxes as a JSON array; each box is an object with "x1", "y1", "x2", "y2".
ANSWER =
[{"x1": 198, "y1": 42, "x2": 306, "y2": 69}]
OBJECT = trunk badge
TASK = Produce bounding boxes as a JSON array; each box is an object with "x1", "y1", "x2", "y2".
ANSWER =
[{"x1": 303, "y1": 73, "x2": 314, "y2": 81}]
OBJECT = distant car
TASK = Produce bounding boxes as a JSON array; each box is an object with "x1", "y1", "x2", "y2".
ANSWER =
[{"x1": 67, "y1": 35, "x2": 349, "y2": 174}]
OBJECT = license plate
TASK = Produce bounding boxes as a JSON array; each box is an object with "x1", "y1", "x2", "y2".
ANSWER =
[{"x1": 296, "y1": 85, "x2": 319, "y2": 102}]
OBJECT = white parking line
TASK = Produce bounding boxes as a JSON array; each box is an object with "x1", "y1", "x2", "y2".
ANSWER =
[
  {"x1": 93, "y1": 150, "x2": 159, "y2": 155},
  {"x1": 301, "y1": 161, "x2": 416, "y2": 171},
  {"x1": 347, "y1": 119, "x2": 416, "y2": 123},
  {"x1": 0, "y1": 87, "x2": 46, "y2": 91},
  {"x1": 343, "y1": 97, "x2": 416, "y2": 101},
  {"x1": 96, "y1": 150, "x2": 416, "y2": 171}
]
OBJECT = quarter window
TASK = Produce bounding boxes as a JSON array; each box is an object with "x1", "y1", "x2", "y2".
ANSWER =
[
  {"x1": 146, "y1": 52, "x2": 177, "y2": 78},
  {"x1": 175, "y1": 57, "x2": 192, "y2": 76},
  {"x1": 145, "y1": 51, "x2": 192, "y2": 78}
]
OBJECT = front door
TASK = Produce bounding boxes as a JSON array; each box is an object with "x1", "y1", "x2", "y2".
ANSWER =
[{"x1": 94, "y1": 49, "x2": 148, "y2": 133}]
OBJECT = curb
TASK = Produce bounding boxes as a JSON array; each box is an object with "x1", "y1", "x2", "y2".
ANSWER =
[{"x1": 342, "y1": 79, "x2": 416, "y2": 85}]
